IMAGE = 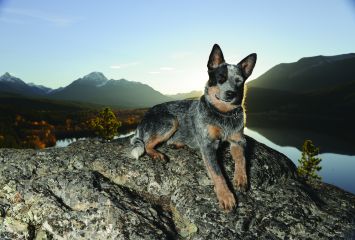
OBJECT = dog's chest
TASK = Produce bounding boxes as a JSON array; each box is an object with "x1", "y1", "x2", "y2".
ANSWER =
[
  {"x1": 206, "y1": 123, "x2": 240, "y2": 142},
  {"x1": 202, "y1": 110, "x2": 244, "y2": 141}
]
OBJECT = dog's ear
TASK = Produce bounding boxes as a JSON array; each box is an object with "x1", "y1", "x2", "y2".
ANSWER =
[
  {"x1": 239, "y1": 53, "x2": 257, "y2": 79},
  {"x1": 207, "y1": 44, "x2": 225, "y2": 70}
]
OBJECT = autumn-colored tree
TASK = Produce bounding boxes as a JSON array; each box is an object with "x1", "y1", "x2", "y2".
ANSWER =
[
  {"x1": 88, "y1": 107, "x2": 121, "y2": 141},
  {"x1": 297, "y1": 140, "x2": 322, "y2": 182}
]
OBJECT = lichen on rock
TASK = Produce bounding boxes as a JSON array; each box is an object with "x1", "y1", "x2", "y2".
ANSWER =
[{"x1": 0, "y1": 136, "x2": 354, "y2": 239}]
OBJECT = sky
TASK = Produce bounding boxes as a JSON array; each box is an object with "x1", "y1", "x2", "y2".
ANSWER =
[{"x1": 0, "y1": 0, "x2": 354, "y2": 94}]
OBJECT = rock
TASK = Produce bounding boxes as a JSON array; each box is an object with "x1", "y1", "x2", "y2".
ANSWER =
[{"x1": 0, "y1": 136, "x2": 354, "y2": 239}]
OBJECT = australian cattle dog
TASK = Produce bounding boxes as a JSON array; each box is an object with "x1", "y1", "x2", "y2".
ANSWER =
[{"x1": 131, "y1": 44, "x2": 257, "y2": 211}]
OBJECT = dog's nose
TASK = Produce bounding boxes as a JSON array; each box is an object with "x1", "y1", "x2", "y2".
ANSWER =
[{"x1": 225, "y1": 91, "x2": 236, "y2": 99}]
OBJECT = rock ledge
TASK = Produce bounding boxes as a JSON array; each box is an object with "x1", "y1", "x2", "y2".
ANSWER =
[{"x1": 0, "y1": 136, "x2": 354, "y2": 239}]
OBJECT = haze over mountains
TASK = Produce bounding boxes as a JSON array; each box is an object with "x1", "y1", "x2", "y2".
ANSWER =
[{"x1": 167, "y1": 90, "x2": 203, "y2": 100}]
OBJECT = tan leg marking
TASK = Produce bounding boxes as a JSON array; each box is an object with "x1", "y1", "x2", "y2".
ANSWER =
[
  {"x1": 207, "y1": 86, "x2": 238, "y2": 113},
  {"x1": 145, "y1": 120, "x2": 178, "y2": 161},
  {"x1": 202, "y1": 155, "x2": 236, "y2": 212},
  {"x1": 230, "y1": 144, "x2": 248, "y2": 192},
  {"x1": 169, "y1": 141, "x2": 185, "y2": 149},
  {"x1": 228, "y1": 132, "x2": 243, "y2": 142}
]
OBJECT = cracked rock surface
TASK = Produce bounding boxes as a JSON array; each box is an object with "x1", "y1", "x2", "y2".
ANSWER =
[{"x1": 0, "y1": 136, "x2": 354, "y2": 239}]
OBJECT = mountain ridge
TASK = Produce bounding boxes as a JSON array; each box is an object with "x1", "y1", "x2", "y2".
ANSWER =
[
  {"x1": 0, "y1": 72, "x2": 172, "y2": 108},
  {"x1": 245, "y1": 53, "x2": 355, "y2": 142},
  {"x1": 166, "y1": 90, "x2": 203, "y2": 100},
  {"x1": 49, "y1": 72, "x2": 172, "y2": 108},
  {"x1": 0, "y1": 72, "x2": 51, "y2": 96},
  {"x1": 2, "y1": 52, "x2": 354, "y2": 108},
  {"x1": 248, "y1": 53, "x2": 355, "y2": 93}
]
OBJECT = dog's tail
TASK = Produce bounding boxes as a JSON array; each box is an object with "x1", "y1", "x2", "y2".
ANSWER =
[{"x1": 130, "y1": 129, "x2": 145, "y2": 160}]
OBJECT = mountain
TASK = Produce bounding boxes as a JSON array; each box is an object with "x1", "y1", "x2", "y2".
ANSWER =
[
  {"x1": 247, "y1": 53, "x2": 355, "y2": 93},
  {"x1": 49, "y1": 72, "x2": 172, "y2": 108},
  {"x1": 28, "y1": 83, "x2": 53, "y2": 94},
  {"x1": 0, "y1": 72, "x2": 52, "y2": 96},
  {"x1": 0, "y1": 72, "x2": 172, "y2": 108},
  {"x1": 71, "y1": 72, "x2": 108, "y2": 87},
  {"x1": 245, "y1": 53, "x2": 355, "y2": 142},
  {"x1": 167, "y1": 90, "x2": 202, "y2": 100},
  {"x1": 0, "y1": 72, "x2": 203, "y2": 108},
  {"x1": 246, "y1": 53, "x2": 355, "y2": 113}
]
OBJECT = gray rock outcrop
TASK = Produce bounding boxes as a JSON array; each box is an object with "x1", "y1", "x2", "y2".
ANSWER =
[{"x1": 0, "y1": 136, "x2": 354, "y2": 239}]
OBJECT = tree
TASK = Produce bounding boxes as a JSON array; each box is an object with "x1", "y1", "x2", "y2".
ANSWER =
[
  {"x1": 297, "y1": 140, "x2": 322, "y2": 182},
  {"x1": 88, "y1": 107, "x2": 121, "y2": 141}
]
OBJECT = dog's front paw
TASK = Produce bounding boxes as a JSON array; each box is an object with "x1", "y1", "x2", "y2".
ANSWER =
[
  {"x1": 216, "y1": 188, "x2": 236, "y2": 212},
  {"x1": 234, "y1": 173, "x2": 248, "y2": 192},
  {"x1": 149, "y1": 151, "x2": 167, "y2": 161}
]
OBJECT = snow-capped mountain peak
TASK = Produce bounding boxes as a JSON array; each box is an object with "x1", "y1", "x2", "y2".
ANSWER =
[
  {"x1": 76, "y1": 72, "x2": 108, "y2": 86},
  {"x1": 0, "y1": 72, "x2": 25, "y2": 84}
]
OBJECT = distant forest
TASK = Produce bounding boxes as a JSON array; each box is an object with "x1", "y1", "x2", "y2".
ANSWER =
[{"x1": 0, "y1": 95, "x2": 146, "y2": 149}]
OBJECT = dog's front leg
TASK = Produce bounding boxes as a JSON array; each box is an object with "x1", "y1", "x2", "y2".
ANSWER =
[
  {"x1": 201, "y1": 143, "x2": 236, "y2": 211},
  {"x1": 228, "y1": 134, "x2": 248, "y2": 192}
]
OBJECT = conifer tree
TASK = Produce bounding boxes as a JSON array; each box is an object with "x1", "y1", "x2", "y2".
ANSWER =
[
  {"x1": 297, "y1": 140, "x2": 322, "y2": 182},
  {"x1": 88, "y1": 107, "x2": 121, "y2": 141}
]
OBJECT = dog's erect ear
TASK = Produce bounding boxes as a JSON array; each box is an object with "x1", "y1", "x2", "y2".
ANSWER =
[
  {"x1": 207, "y1": 44, "x2": 225, "y2": 70},
  {"x1": 239, "y1": 53, "x2": 257, "y2": 79}
]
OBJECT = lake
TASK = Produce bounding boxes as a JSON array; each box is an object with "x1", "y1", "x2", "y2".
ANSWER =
[
  {"x1": 55, "y1": 132, "x2": 134, "y2": 148},
  {"x1": 245, "y1": 127, "x2": 355, "y2": 194},
  {"x1": 56, "y1": 129, "x2": 354, "y2": 194}
]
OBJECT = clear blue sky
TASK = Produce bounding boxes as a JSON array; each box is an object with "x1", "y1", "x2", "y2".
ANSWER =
[{"x1": 0, "y1": 0, "x2": 354, "y2": 94}]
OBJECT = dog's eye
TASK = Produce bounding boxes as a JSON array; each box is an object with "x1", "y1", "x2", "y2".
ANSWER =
[{"x1": 218, "y1": 74, "x2": 227, "y2": 83}]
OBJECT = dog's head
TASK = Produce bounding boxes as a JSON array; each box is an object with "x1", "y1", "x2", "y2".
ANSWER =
[{"x1": 205, "y1": 44, "x2": 256, "y2": 112}]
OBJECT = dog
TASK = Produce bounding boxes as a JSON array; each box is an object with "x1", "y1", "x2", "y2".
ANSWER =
[{"x1": 130, "y1": 44, "x2": 256, "y2": 211}]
